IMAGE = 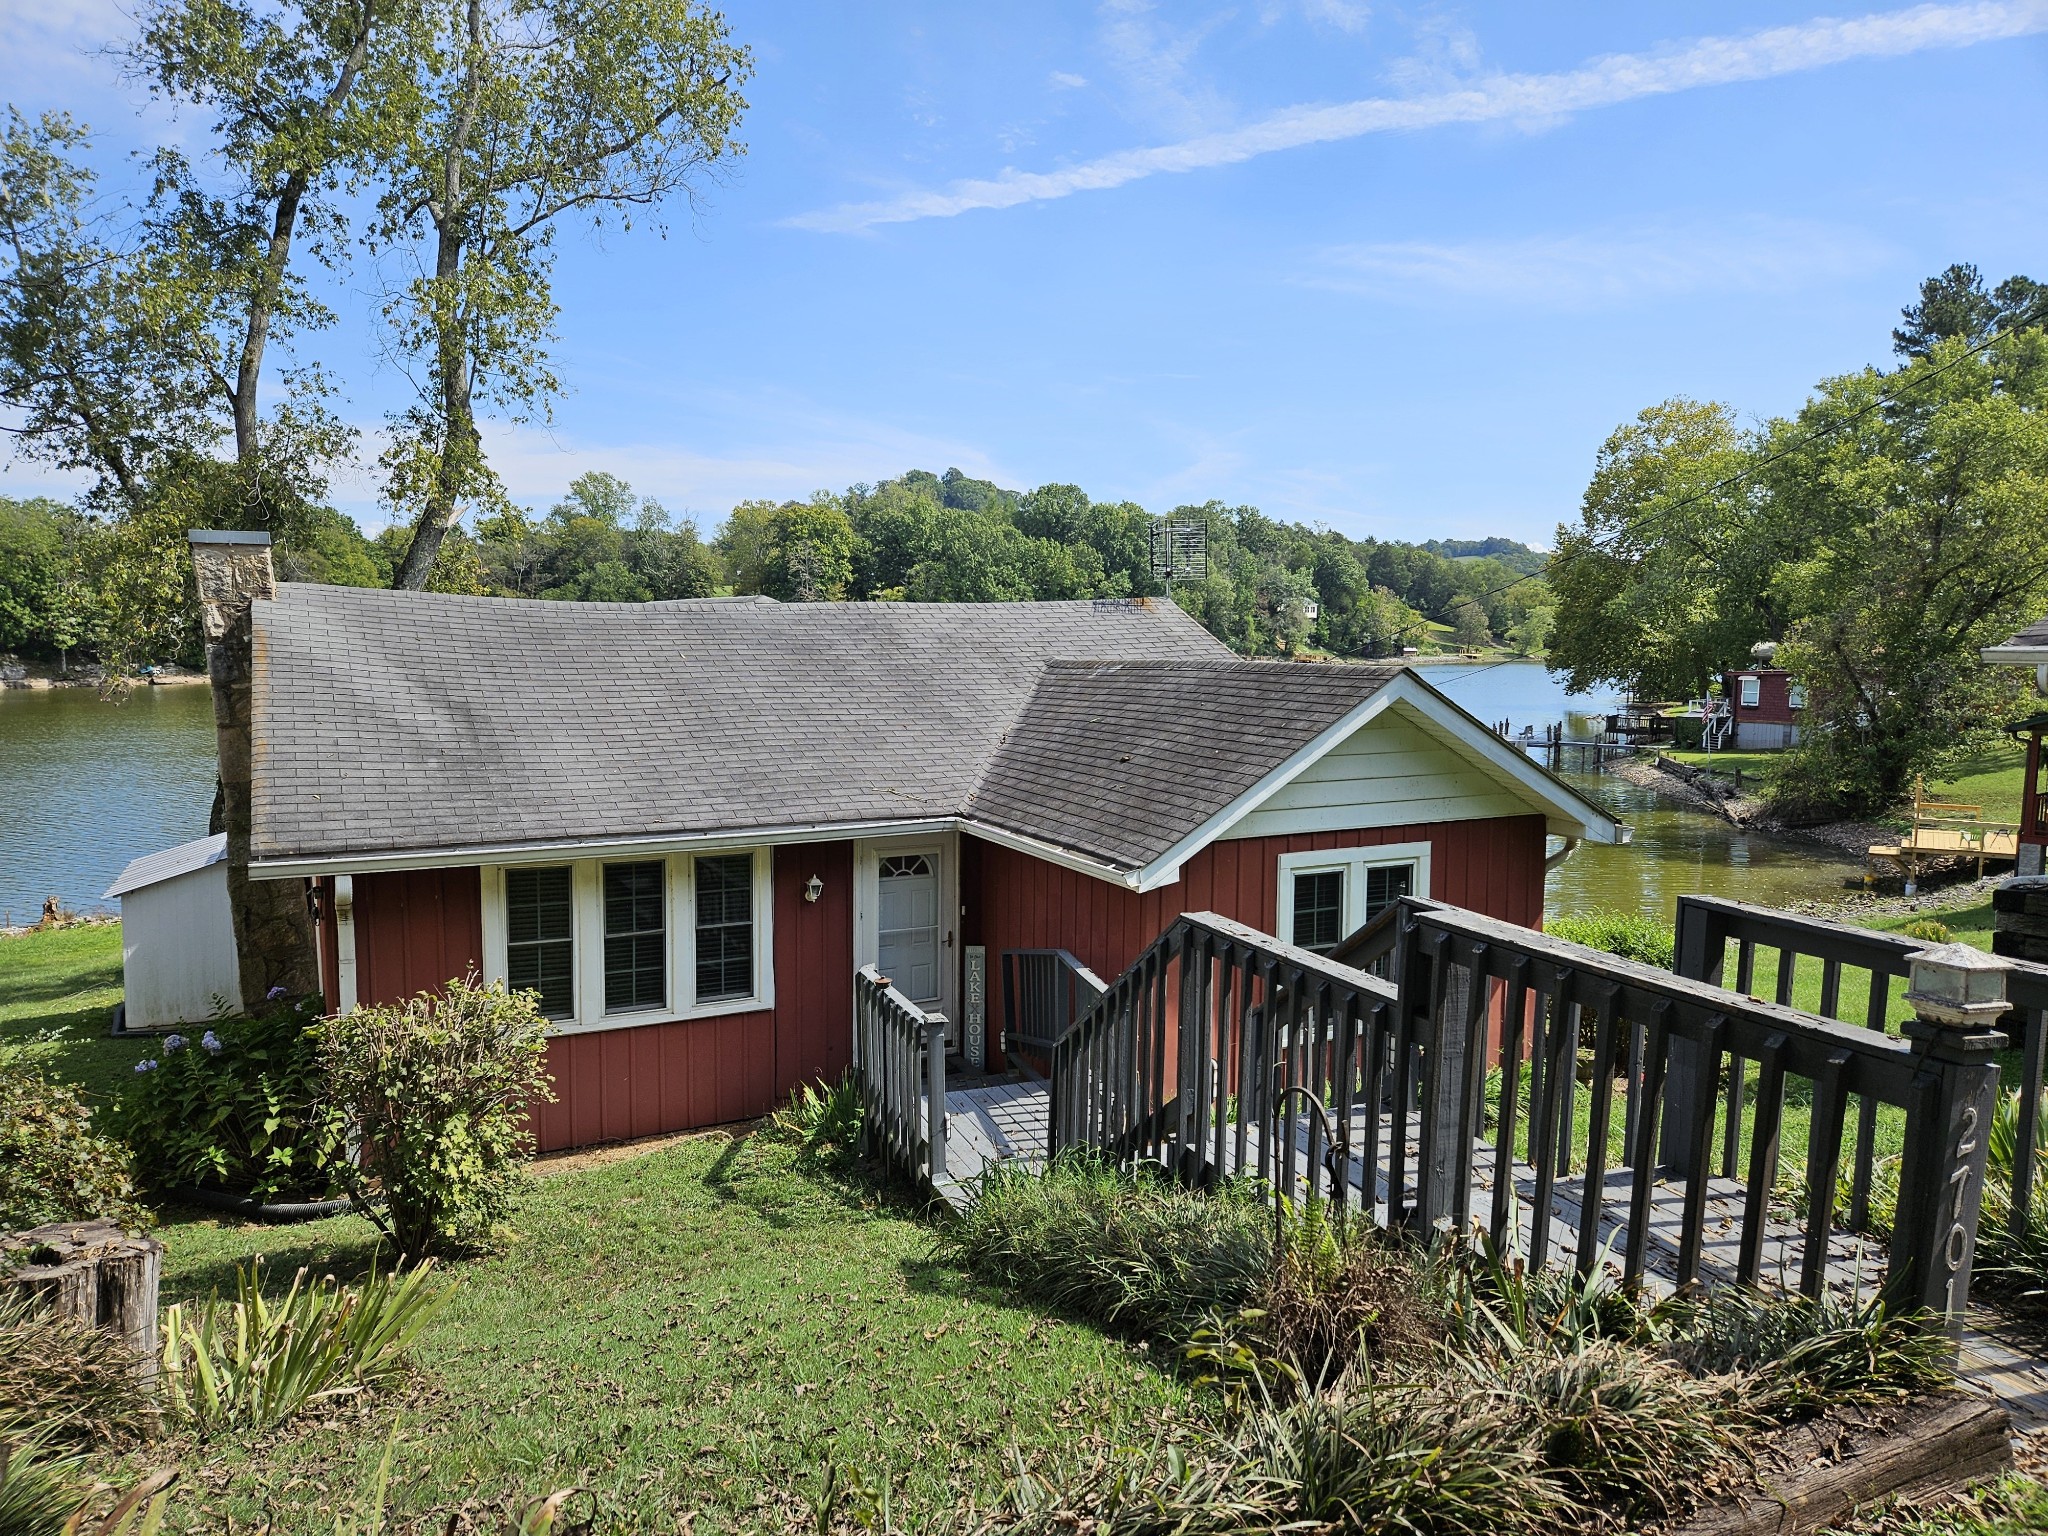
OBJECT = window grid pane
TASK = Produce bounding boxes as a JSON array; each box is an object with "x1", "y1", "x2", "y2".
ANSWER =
[
  {"x1": 1362, "y1": 863, "x2": 1414, "y2": 924},
  {"x1": 695, "y1": 854, "x2": 754, "y2": 1002},
  {"x1": 1292, "y1": 870, "x2": 1345, "y2": 953},
  {"x1": 603, "y1": 862, "x2": 666, "y2": 1013},
  {"x1": 506, "y1": 866, "x2": 574, "y2": 1020}
]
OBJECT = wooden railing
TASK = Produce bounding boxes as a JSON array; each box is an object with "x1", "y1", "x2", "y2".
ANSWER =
[
  {"x1": 1048, "y1": 897, "x2": 2015, "y2": 1331},
  {"x1": 1000, "y1": 948, "x2": 1107, "y2": 1073},
  {"x1": 853, "y1": 964, "x2": 948, "y2": 1187},
  {"x1": 1669, "y1": 895, "x2": 2048, "y2": 1244},
  {"x1": 1048, "y1": 912, "x2": 1402, "y2": 1212},
  {"x1": 1401, "y1": 900, "x2": 2006, "y2": 1328}
]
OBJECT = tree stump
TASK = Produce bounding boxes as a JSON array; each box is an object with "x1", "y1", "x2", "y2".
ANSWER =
[{"x1": 2, "y1": 1219, "x2": 164, "y2": 1374}]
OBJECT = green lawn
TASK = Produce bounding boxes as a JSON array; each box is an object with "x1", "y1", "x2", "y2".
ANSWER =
[
  {"x1": 0, "y1": 920, "x2": 154, "y2": 1104},
  {"x1": 134, "y1": 1137, "x2": 1185, "y2": 1534},
  {"x1": 2, "y1": 923, "x2": 1185, "y2": 1534},
  {"x1": 1920, "y1": 740, "x2": 2032, "y2": 827}
]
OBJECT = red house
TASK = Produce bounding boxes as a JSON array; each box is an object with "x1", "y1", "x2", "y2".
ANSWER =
[
  {"x1": 240, "y1": 580, "x2": 1622, "y2": 1152},
  {"x1": 1720, "y1": 662, "x2": 1806, "y2": 750}
]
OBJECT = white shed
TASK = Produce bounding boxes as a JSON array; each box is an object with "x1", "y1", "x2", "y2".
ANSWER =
[{"x1": 103, "y1": 834, "x2": 242, "y2": 1031}]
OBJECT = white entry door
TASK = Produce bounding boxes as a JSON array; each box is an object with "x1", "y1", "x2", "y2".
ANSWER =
[{"x1": 876, "y1": 853, "x2": 942, "y2": 1007}]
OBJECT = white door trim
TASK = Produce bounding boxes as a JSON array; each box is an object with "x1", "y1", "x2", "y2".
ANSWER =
[{"x1": 853, "y1": 830, "x2": 961, "y2": 1039}]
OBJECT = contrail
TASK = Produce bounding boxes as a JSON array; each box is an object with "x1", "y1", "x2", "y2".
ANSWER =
[{"x1": 790, "y1": 1, "x2": 2048, "y2": 233}]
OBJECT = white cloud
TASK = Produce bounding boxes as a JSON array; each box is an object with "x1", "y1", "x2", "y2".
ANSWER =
[
  {"x1": 469, "y1": 416, "x2": 1018, "y2": 524},
  {"x1": 1308, "y1": 217, "x2": 1892, "y2": 306},
  {"x1": 1049, "y1": 70, "x2": 1090, "y2": 89},
  {"x1": 791, "y1": 1, "x2": 2048, "y2": 233}
]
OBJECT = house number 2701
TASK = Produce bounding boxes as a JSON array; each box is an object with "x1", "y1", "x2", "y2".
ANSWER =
[{"x1": 1942, "y1": 1100, "x2": 1981, "y2": 1313}]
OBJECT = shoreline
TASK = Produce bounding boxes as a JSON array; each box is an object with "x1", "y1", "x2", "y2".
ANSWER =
[{"x1": 0, "y1": 668, "x2": 208, "y2": 691}]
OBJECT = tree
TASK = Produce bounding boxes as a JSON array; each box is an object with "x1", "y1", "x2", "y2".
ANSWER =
[
  {"x1": 376, "y1": 0, "x2": 752, "y2": 590},
  {"x1": 1448, "y1": 596, "x2": 1491, "y2": 649},
  {"x1": 127, "y1": 0, "x2": 382, "y2": 505},
  {"x1": 0, "y1": 113, "x2": 221, "y2": 513},
  {"x1": 716, "y1": 500, "x2": 777, "y2": 593},
  {"x1": 1546, "y1": 398, "x2": 1767, "y2": 700},
  {"x1": 1761, "y1": 328, "x2": 2048, "y2": 816},
  {"x1": 1893, "y1": 262, "x2": 2046, "y2": 359},
  {"x1": 1507, "y1": 601, "x2": 1555, "y2": 657},
  {"x1": 762, "y1": 498, "x2": 856, "y2": 602}
]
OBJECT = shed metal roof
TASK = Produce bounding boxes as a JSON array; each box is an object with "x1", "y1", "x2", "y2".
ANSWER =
[{"x1": 105, "y1": 832, "x2": 227, "y2": 899}]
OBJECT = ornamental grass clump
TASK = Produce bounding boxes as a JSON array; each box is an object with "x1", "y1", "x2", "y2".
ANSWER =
[
  {"x1": 315, "y1": 976, "x2": 554, "y2": 1256},
  {"x1": 936, "y1": 1153, "x2": 1270, "y2": 1342},
  {"x1": 160, "y1": 1258, "x2": 450, "y2": 1434},
  {"x1": 0, "y1": 1296, "x2": 156, "y2": 1446}
]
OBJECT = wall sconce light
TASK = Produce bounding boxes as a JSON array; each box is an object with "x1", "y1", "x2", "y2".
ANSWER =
[{"x1": 804, "y1": 874, "x2": 824, "y2": 904}]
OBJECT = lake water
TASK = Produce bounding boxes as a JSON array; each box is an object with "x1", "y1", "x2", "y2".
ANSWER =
[
  {"x1": 1416, "y1": 660, "x2": 1867, "y2": 920},
  {"x1": 0, "y1": 658, "x2": 1863, "y2": 930},
  {"x1": 0, "y1": 684, "x2": 220, "y2": 924}
]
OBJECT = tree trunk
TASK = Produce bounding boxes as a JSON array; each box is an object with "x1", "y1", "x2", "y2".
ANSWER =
[
  {"x1": 1, "y1": 1219, "x2": 164, "y2": 1376},
  {"x1": 1663, "y1": 1393, "x2": 2013, "y2": 1535}
]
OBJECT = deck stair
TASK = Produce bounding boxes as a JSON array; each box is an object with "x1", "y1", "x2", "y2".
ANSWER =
[{"x1": 854, "y1": 893, "x2": 2048, "y2": 1428}]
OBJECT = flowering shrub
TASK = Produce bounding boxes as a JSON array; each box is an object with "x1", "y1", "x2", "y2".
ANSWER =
[
  {"x1": 314, "y1": 977, "x2": 554, "y2": 1256},
  {"x1": 0, "y1": 1042, "x2": 149, "y2": 1230},
  {"x1": 115, "y1": 996, "x2": 345, "y2": 1202}
]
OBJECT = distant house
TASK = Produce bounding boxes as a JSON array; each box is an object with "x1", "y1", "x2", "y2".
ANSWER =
[
  {"x1": 104, "y1": 833, "x2": 241, "y2": 1030},
  {"x1": 1983, "y1": 613, "x2": 2048, "y2": 878},
  {"x1": 1721, "y1": 657, "x2": 1805, "y2": 751},
  {"x1": 236, "y1": 582, "x2": 1622, "y2": 1152}
]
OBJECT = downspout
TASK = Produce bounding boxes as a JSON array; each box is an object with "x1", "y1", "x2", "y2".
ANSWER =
[{"x1": 1544, "y1": 836, "x2": 1582, "y2": 873}]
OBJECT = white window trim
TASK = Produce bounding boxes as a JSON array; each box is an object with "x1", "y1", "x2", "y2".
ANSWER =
[
  {"x1": 1275, "y1": 841, "x2": 1433, "y2": 950},
  {"x1": 481, "y1": 848, "x2": 775, "y2": 1034},
  {"x1": 1737, "y1": 675, "x2": 1761, "y2": 708}
]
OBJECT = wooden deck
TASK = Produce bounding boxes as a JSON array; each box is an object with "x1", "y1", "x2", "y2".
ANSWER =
[{"x1": 937, "y1": 1078, "x2": 2048, "y2": 1432}]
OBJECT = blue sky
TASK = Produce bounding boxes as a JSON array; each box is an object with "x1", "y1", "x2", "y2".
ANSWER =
[{"x1": 2, "y1": 1, "x2": 2045, "y2": 543}]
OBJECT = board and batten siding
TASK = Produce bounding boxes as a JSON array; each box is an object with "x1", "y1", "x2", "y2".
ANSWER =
[
  {"x1": 966, "y1": 816, "x2": 1547, "y2": 1064},
  {"x1": 315, "y1": 846, "x2": 856, "y2": 1153},
  {"x1": 1224, "y1": 710, "x2": 1529, "y2": 841}
]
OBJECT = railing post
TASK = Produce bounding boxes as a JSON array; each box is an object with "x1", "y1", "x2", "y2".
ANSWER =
[
  {"x1": 1885, "y1": 945, "x2": 2010, "y2": 1336},
  {"x1": 1662, "y1": 897, "x2": 1725, "y2": 1174},
  {"x1": 1418, "y1": 931, "x2": 1478, "y2": 1233},
  {"x1": 925, "y1": 1014, "x2": 949, "y2": 1184}
]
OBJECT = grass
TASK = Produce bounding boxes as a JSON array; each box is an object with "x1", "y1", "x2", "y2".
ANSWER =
[
  {"x1": 132, "y1": 1137, "x2": 1186, "y2": 1533},
  {"x1": 1, "y1": 924, "x2": 1187, "y2": 1534},
  {"x1": 0, "y1": 922, "x2": 153, "y2": 1106}
]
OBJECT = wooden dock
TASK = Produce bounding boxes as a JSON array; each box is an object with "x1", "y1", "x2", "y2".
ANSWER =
[{"x1": 936, "y1": 1078, "x2": 2048, "y2": 1431}]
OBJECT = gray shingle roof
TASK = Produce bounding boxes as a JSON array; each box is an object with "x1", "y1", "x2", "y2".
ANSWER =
[
  {"x1": 1993, "y1": 614, "x2": 2048, "y2": 652},
  {"x1": 969, "y1": 660, "x2": 1404, "y2": 868},
  {"x1": 105, "y1": 833, "x2": 227, "y2": 898},
  {"x1": 250, "y1": 587, "x2": 1234, "y2": 864}
]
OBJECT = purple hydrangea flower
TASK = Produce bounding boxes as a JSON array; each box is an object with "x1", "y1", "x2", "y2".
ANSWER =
[
  {"x1": 163, "y1": 1034, "x2": 185, "y2": 1053},
  {"x1": 134, "y1": 1059, "x2": 158, "y2": 1073},
  {"x1": 200, "y1": 1030, "x2": 222, "y2": 1054},
  {"x1": 266, "y1": 985, "x2": 288, "y2": 1001}
]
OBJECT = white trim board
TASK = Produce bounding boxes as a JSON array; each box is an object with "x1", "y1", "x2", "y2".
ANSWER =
[
  {"x1": 1274, "y1": 842, "x2": 1432, "y2": 948},
  {"x1": 479, "y1": 847, "x2": 776, "y2": 1036},
  {"x1": 1133, "y1": 672, "x2": 1624, "y2": 892}
]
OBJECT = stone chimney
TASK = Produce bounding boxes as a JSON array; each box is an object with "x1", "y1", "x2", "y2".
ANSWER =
[{"x1": 189, "y1": 531, "x2": 319, "y2": 1003}]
